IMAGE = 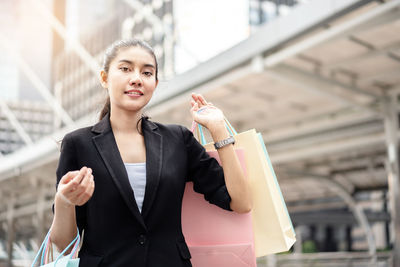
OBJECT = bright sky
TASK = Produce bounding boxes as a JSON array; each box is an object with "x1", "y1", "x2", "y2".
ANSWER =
[{"x1": 174, "y1": 0, "x2": 250, "y2": 73}]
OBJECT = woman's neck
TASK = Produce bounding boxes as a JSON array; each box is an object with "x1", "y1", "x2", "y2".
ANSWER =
[{"x1": 109, "y1": 108, "x2": 143, "y2": 134}]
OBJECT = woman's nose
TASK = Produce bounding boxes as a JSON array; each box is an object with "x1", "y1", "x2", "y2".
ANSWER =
[{"x1": 129, "y1": 71, "x2": 142, "y2": 86}]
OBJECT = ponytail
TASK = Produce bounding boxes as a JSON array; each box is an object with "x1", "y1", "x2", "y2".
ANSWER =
[{"x1": 99, "y1": 96, "x2": 110, "y2": 121}]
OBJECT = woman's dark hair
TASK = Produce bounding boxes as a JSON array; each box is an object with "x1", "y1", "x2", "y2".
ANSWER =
[{"x1": 99, "y1": 39, "x2": 158, "y2": 133}]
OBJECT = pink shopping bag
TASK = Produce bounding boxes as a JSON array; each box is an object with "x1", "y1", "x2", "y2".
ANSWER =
[{"x1": 182, "y1": 149, "x2": 256, "y2": 267}]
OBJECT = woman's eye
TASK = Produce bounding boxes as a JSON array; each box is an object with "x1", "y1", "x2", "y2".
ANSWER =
[
  {"x1": 143, "y1": 72, "x2": 153, "y2": 76},
  {"x1": 120, "y1": 67, "x2": 130, "y2": 72}
]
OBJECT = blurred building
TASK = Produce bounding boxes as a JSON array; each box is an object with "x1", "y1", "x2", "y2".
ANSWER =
[
  {"x1": 0, "y1": 0, "x2": 52, "y2": 101},
  {"x1": 0, "y1": 0, "x2": 174, "y2": 266},
  {"x1": 249, "y1": 0, "x2": 301, "y2": 30},
  {"x1": 54, "y1": 0, "x2": 173, "y2": 122},
  {"x1": 0, "y1": 0, "x2": 54, "y2": 156}
]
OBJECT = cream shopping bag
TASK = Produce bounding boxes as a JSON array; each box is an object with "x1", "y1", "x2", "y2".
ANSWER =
[{"x1": 202, "y1": 121, "x2": 296, "y2": 257}]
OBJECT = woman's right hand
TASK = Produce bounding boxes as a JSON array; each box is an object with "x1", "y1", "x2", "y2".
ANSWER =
[{"x1": 56, "y1": 166, "x2": 95, "y2": 207}]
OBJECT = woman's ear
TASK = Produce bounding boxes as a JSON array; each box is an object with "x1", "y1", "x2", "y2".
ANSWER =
[{"x1": 100, "y1": 70, "x2": 108, "y2": 89}]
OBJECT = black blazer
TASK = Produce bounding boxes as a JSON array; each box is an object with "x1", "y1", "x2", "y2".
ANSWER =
[{"x1": 56, "y1": 114, "x2": 232, "y2": 267}]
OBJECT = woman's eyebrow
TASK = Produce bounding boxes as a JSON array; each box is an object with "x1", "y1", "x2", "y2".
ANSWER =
[{"x1": 118, "y1": 59, "x2": 155, "y2": 69}]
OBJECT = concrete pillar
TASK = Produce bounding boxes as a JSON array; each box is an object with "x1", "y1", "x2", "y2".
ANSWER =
[
  {"x1": 382, "y1": 95, "x2": 400, "y2": 267},
  {"x1": 294, "y1": 225, "x2": 303, "y2": 253},
  {"x1": 6, "y1": 195, "x2": 15, "y2": 267},
  {"x1": 266, "y1": 254, "x2": 277, "y2": 267},
  {"x1": 36, "y1": 180, "x2": 47, "y2": 241}
]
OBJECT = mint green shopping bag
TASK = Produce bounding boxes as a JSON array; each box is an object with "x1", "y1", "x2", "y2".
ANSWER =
[{"x1": 31, "y1": 228, "x2": 80, "y2": 267}]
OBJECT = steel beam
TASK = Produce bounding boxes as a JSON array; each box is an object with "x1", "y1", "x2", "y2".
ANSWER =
[
  {"x1": 268, "y1": 119, "x2": 383, "y2": 152},
  {"x1": 0, "y1": 34, "x2": 73, "y2": 126},
  {"x1": 267, "y1": 64, "x2": 381, "y2": 115},
  {"x1": 290, "y1": 210, "x2": 391, "y2": 225},
  {"x1": 271, "y1": 131, "x2": 388, "y2": 164},
  {"x1": 279, "y1": 64, "x2": 381, "y2": 100},
  {"x1": 0, "y1": 99, "x2": 33, "y2": 145},
  {"x1": 263, "y1": 108, "x2": 380, "y2": 143},
  {"x1": 0, "y1": 200, "x2": 53, "y2": 222},
  {"x1": 0, "y1": 114, "x2": 94, "y2": 181},
  {"x1": 148, "y1": 0, "x2": 377, "y2": 108},
  {"x1": 322, "y1": 41, "x2": 400, "y2": 70},
  {"x1": 358, "y1": 67, "x2": 400, "y2": 86},
  {"x1": 263, "y1": 0, "x2": 400, "y2": 68}
]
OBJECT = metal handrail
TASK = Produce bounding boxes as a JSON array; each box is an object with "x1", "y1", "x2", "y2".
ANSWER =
[{"x1": 258, "y1": 251, "x2": 393, "y2": 267}]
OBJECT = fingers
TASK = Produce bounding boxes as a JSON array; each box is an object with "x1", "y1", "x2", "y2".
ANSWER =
[
  {"x1": 191, "y1": 93, "x2": 215, "y2": 117},
  {"x1": 191, "y1": 93, "x2": 208, "y2": 107},
  {"x1": 74, "y1": 172, "x2": 95, "y2": 206},
  {"x1": 75, "y1": 167, "x2": 90, "y2": 184},
  {"x1": 190, "y1": 94, "x2": 219, "y2": 119},
  {"x1": 70, "y1": 168, "x2": 92, "y2": 196},
  {"x1": 59, "y1": 170, "x2": 80, "y2": 184},
  {"x1": 65, "y1": 167, "x2": 89, "y2": 192},
  {"x1": 197, "y1": 94, "x2": 208, "y2": 105},
  {"x1": 190, "y1": 101, "x2": 199, "y2": 112},
  {"x1": 57, "y1": 167, "x2": 95, "y2": 206}
]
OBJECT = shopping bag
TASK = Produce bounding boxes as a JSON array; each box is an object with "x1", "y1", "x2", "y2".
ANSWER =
[
  {"x1": 181, "y1": 123, "x2": 256, "y2": 267},
  {"x1": 200, "y1": 120, "x2": 296, "y2": 256},
  {"x1": 31, "y1": 228, "x2": 80, "y2": 267},
  {"x1": 254, "y1": 132, "x2": 296, "y2": 255}
]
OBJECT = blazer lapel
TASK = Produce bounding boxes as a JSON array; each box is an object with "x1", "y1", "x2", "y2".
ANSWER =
[
  {"x1": 91, "y1": 115, "x2": 146, "y2": 230},
  {"x1": 141, "y1": 118, "x2": 163, "y2": 220}
]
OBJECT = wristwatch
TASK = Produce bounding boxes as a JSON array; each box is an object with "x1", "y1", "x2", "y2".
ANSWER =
[{"x1": 214, "y1": 136, "x2": 235, "y2": 149}]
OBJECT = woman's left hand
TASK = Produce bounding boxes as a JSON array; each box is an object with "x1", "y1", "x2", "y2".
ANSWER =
[
  {"x1": 190, "y1": 93, "x2": 224, "y2": 131},
  {"x1": 191, "y1": 94, "x2": 252, "y2": 213}
]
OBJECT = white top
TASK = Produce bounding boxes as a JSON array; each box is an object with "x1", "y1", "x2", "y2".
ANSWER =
[{"x1": 124, "y1": 162, "x2": 146, "y2": 212}]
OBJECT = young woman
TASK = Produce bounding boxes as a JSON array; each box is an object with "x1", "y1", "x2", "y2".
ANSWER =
[{"x1": 50, "y1": 39, "x2": 252, "y2": 267}]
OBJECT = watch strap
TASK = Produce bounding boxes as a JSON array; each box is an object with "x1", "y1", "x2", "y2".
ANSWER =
[{"x1": 214, "y1": 136, "x2": 235, "y2": 149}]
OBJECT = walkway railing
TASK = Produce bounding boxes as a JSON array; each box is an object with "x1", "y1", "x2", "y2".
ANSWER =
[{"x1": 257, "y1": 251, "x2": 393, "y2": 267}]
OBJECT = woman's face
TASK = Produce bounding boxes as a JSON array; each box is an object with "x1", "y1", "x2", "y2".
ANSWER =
[{"x1": 101, "y1": 46, "x2": 158, "y2": 114}]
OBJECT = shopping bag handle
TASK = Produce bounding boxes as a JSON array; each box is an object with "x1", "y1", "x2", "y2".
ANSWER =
[
  {"x1": 190, "y1": 117, "x2": 237, "y2": 145},
  {"x1": 31, "y1": 227, "x2": 80, "y2": 267},
  {"x1": 53, "y1": 230, "x2": 80, "y2": 265}
]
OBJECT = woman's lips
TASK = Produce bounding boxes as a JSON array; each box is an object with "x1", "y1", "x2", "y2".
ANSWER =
[{"x1": 125, "y1": 89, "x2": 143, "y2": 97}]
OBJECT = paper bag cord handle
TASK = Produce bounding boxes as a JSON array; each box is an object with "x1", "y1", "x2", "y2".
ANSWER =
[
  {"x1": 31, "y1": 227, "x2": 80, "y2": 267},
  {"x1": 191, "y1": 118, "x2": 237, "y2": 145},
  {"x1": 54, "y1": 230, "x2": 80, "y2": 264},
  {"x1": 31, "y1": 230, "x2": 50, "y2": 267}
]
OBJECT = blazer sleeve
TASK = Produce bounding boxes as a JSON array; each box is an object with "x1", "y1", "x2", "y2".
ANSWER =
[
  {"x1": 181, "y1": 126, "x2": 232, "y2": 211},
  {"x1": 55, "y1": 133, "x2": 87, "y2": 235}
]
